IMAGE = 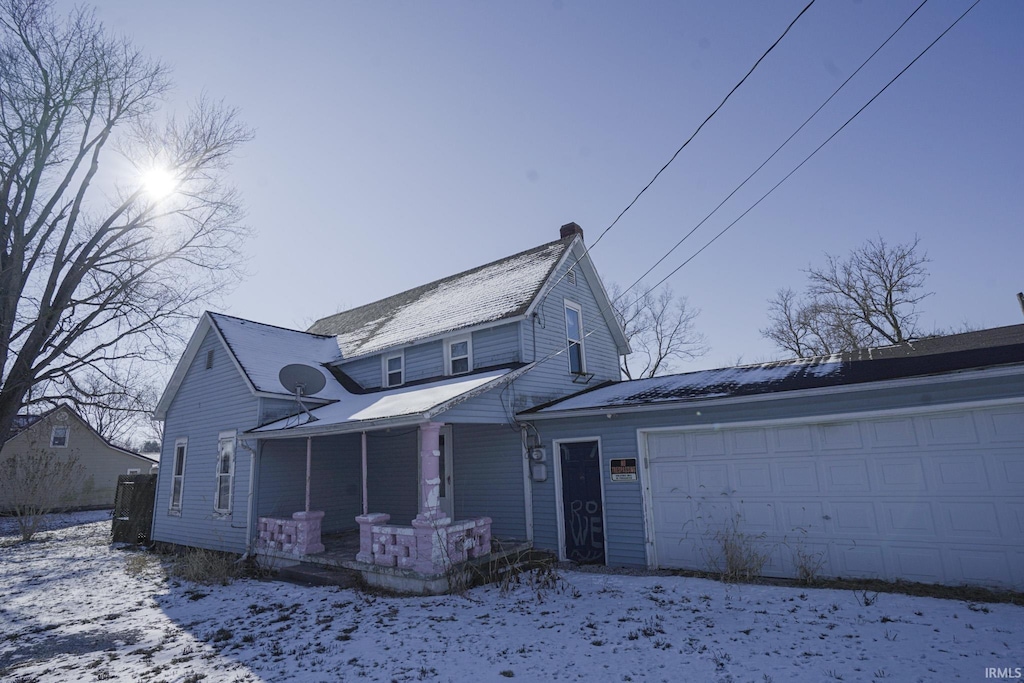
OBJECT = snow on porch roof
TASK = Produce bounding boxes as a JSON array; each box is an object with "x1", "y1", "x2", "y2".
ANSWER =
[
  {"x1": 209, "y1": 312, "x2": 347, "y2": 400},
  {"x1": 305, "y1": 237, "x2": 572, "y2": 358},
  {"x1": 247, "y1": 366, "x2": 528, "y2": 439}
]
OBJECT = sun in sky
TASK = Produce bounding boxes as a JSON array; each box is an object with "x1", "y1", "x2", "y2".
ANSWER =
[{"x1": 140, "y1": 164, "x2": 179, "y2": 201}]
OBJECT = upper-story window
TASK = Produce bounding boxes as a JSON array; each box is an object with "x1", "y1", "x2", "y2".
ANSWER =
[
  {"x1": 445, "y1": 335, "x2": 472, "y2": 375},
  {"x1": 564, "y1": 300, "x2": 586, "y2": 374},
  {"x1": 50, "y1": 425, "x2": 69, "y2": 448},
  {"x1": 383, "y1": 352, "x2": 404, "y2": 387},
  {"x1": 170, "y1": 437, "x2": 187, "y2": 514}
]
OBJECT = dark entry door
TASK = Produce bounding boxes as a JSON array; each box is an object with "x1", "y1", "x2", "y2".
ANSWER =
[{"x1": 559, "y1": 440, "x2": 606, "y2": 564}]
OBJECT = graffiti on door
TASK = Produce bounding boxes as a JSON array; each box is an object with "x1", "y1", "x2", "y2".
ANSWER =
[{"x1": 560, "y1": 440, "x2": 606, "y2": 564}]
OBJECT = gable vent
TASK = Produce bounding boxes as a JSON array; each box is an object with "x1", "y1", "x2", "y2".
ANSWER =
[
  {"x1": 205, "y1": 349, "x2": 214, "y2": 369},
  {"x1": 567, "y1": 268, "x2": 577, "y2": 286}
]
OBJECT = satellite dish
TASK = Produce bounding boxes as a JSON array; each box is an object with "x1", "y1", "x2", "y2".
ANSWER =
[{"x1": 278, "y1": 364, "x2": 327, "y2": 396}]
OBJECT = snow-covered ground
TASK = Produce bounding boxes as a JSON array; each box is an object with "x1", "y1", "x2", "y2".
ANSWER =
[{"x1": 1, "y1": 512, "x2": 1022, "y2": 682}]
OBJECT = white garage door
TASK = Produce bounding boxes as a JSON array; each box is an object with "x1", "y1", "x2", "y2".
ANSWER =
[{"x1": 642, "y1": 403, "x2": 1024, "y2": 589}]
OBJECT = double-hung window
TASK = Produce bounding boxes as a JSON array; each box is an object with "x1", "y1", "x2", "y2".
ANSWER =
[
  {"x1": 215, "y1": 431, "x2": 235, "y2": 515},
  {"x1": 564, "y1": 300, "x2": 586, "y2": 374},
  {"x1": 170, "y1": 438, "x2": 187, "y2": 513},
  {"x1": 383, "y1": 352, "x2": 404, "y2": 387},
  {"x1": 446, "y1": 335, "x2": 472, "y2": 375}
]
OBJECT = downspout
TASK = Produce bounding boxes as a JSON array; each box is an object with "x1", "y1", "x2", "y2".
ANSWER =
[
  {"x1": 237, "y1": 437, "x2": 258, "y2": 561},
  {"x1": 361, "y1": 431, "x2": 368, "y2": 515},
  {"x1": 305, "y1": 436, "x2": 312, "y2": 513}
]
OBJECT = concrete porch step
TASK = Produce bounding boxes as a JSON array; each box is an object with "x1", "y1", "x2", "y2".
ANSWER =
[{"x1": 277, "y1": 562, "x2": 361, "y2": 588}]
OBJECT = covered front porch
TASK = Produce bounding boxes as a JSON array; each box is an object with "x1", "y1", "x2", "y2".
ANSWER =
[{"x1": 249, "y1": 419, "x2": 531, "y2": 594}]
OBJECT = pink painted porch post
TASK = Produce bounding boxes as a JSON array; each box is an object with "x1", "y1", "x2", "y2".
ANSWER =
[
  {"x1": 414, "y1": 421, "x2": 448, "y2": 523},
  {"x1": 411, "y1": 421, "x2": 450, "y2": 573}
]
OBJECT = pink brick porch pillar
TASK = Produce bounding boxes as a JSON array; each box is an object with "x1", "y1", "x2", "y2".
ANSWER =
[
  {"x1": 355, "y1": 512, "x2": 390, "y2": 563},
  {"x1": 411, "y1": 421, "x2": 451, "y2": 573},
  {"x1": 413, "y1": 422, "x2": 450, "y2": 525}
]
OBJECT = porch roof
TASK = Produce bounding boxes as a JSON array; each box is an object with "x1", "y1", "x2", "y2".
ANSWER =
[{"x1": 247, "y1": 365, "x2": 530, "y2": 439}]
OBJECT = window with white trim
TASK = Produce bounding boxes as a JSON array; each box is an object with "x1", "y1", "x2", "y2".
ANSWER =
[
  {"x1": 383, "y1": 352, "x2": 404, "y2": 387},
  {"x1": 564, "y1": 300, "x2": 586, "y2": 374},
  {"x1": 127, "y1": 468, "x2": 141, "y2": 475},
  {"x1": 170, "y1": 438, "x2": 187, "y2": 513},
  {"x1": 214, "y1": 431, "x2": 235, "y2": 515},
  {"x1": 445, "y1": 335, "x2": 472, "y2": 375},
  {"x1": 50, "y1": 425, "x2": 69, "y2": 448}
]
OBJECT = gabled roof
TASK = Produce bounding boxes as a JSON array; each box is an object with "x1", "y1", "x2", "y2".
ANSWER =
[
  {"x1": 154, "y1": 312, "x2": 348, "y2": 419},
  {"x1": 4, "y1": 405, "x2": 154, "y2": 462},
  {"x1": 525, "y1": 325, "x2": 1024, "y2": 417},
  {"x1": 307, "y1": 237, "x2": 574, "y2": 358}
]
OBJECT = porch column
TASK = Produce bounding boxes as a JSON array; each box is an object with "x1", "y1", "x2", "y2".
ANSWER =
[{"x1": 413, "y1": 421, "x2": 449, "y2": 524}]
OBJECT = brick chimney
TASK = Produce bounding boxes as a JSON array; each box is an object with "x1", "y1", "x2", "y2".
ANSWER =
[{"x1": 560, "y1": 222, "x2": 584, "y2": 240}]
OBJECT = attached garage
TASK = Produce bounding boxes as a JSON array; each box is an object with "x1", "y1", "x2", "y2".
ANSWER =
[
  {"x1": 523, "y1": 326, "x2": 1024, "y2": 590},
  {"x1": 641, "y1": 403, "x2": 1024, "y2": 588}
]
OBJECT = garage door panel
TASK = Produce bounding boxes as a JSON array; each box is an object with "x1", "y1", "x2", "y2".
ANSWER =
[
  {"x1": 832, "y1": 543, "x2": 885, "y2": 579},
  {"x1": 940, "y1": 502, "x2": 1001, "y2": 538},
  {"x1": 950, "y1": 548, "x2": 1014, "y2": 585},
  {"x1": 1004, "y1": 503, "x2": 1024, "y2": 538},
  {"x1": 692, "y1": 463, "x2": 728, "y2": 493},
  {"x1": 776, "y1": 461, "x2": 820, "y2": 492},
  {"x1": 869, "y1": 418, "x2": 918, "y2": 448},
  {"x1": 736, "y1": 500, "x2": 777, "y2": 532},
  {"x1": 933, "y1": 455, "x2": 989, "y2": 490},
  {"x1": 647, "y1": 433, "x2": 685, "y2": 460},
  {"x1": 823, "y1": 459, "x2": 871, "y2": 492},
  {"x1": 779, "y1": 501, "x2": 828, "y2": 533},
  {"x1": 995, "y1": 455, "x2": 1024, "y2": 489},
  {"x1": 925, "y1": 413, "x2": 979, "y2": 445},
  {"x1": 882, "y1": 502, "x2": 936, "y2": 537},
  {"x1": 831, "y1": 501, "x2": 879, "y2": 534},
  {"x1": 690, "y1": 431, "x2": 726, "y2": 456},
  {"x1": 889, "y1": 546, "x2": 945, "y2": 584},
  {"x1": 986, "y1": 407, "x2": 1024, "y2": 442},
  {"x1": 774, "y1": 425, "x2": 813, "y2": 453},
  {"x1": 734, "y1": 463, "x2": 772, "y2": 493},
  {"x1": 819, "y1": 422, "x2": 863, "y2": 450},
  {"x1": 649, "y1": 461, "x2": 689, "y2": 497},
  {"x1": 730, "y1": 429, "x2": 768, "y2": 454},
  {"x1": 875, "y1": 457, "x2": 928, "y2": 491}
]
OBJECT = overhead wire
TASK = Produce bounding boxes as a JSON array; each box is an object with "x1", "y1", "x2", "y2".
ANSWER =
[
  {"x1": 614, "y1": 0, "x2": 931, "y2": 304},
  {"x1": 639, "y1": 0, "x2": 981, "y2": 297},
  {"x1": 539, "y1": 0, "x2": 817, "y2": 299},
  {"x1": 521, "y1": 0, "x2": 982, "y2": 381}
]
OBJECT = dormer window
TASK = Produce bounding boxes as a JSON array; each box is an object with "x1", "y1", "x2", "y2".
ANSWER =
[
  {"x1": 564, "y1": 300, "x2": 586, "y2": 374},
  {"x1": 383, "y1": 352, "x2": 404, "y2": 387},
  {"x1": 445, "y1": 335, "x2": 472, "y2": 375}
]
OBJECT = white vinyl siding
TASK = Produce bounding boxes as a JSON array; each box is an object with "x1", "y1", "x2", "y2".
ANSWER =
[
  {"x1": 214, "y1": 431, "x2": 235, "y2": 515},
  {"x1": 170, "y1": 438, "x2": 187, "y2": 514}
]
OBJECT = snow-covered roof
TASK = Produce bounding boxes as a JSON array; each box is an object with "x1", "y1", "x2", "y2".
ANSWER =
[
  {"x1": 249, "y1": 366, "x2": 528, "y2": 438},
  {"x1": 209, "y1": 313, "x2": 347, "y2": 400},
  {"x1": 307, "y1": 238, "x2": 572, "y2": 358},
  {"x1": 525, "y1": 333, "x2": 1024, "y2": 416}
]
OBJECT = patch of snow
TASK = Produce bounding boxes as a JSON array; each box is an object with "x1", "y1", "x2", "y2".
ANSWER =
[{"x1": 2, "y1": 512, "x2": 1021, "y2": 682}]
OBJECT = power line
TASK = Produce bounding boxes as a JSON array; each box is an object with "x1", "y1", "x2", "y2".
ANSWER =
[
  {"x1": 526, "y1": 0, "x2": 981, "y2": 381},
  {"x1": 541, "y1": 0, "x2": 817, "y2": 298},
  {"x1": 640, "y1": 0, "x2": 982, "y2": 297},
  {"x1": 616, "y1": 0, "x2": 931, "y2": 304}
]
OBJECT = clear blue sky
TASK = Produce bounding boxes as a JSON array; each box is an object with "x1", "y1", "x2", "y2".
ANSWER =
[{"x1": 64, "y1": 0, "x2": 1024, "y2": 370}]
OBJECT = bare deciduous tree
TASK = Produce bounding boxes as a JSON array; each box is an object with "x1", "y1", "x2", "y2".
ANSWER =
[
  {"x1": 0, "y1": 431, "x2": 84, "y2": 541},
  {"x1": 611, "y1": 283, "x2": 708, "y2": 379},
  {"x1": 63, "y1": 364, "x2": 160, "y2": 449},
  {"x1": 0, "y1": 0, "x2": 252, "y2": 438},
  {"x1": 761, "y1": 236, "x2": 931, "y2": 358}
]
